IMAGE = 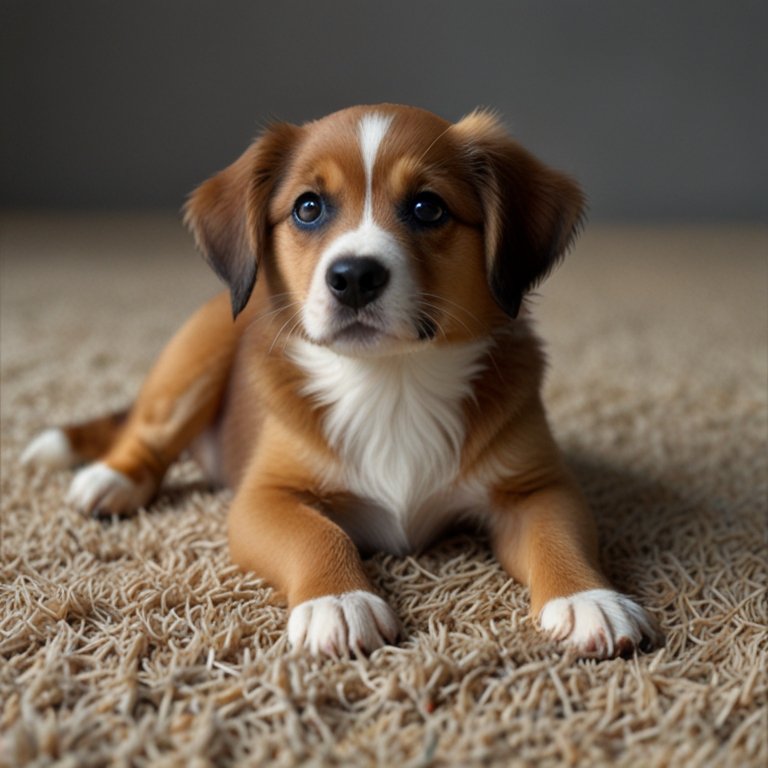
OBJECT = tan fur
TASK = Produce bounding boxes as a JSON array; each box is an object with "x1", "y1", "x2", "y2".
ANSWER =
[
  {"x1": 39, "y1": 105, "x2": 657, "y2": 656},
  {"x1": 61, "y1": 409, "x2": 129, "y2": 463}
]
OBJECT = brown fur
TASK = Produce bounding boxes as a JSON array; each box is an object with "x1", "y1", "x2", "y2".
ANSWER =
[{"x1": 45, "y1": 105, "x2": 655, "y2": 656}]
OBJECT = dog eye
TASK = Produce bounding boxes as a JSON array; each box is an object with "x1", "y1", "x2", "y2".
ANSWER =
[
  {"x1": 411, "y1": 192, "x2": 448, "y2": 225},
  {"x1": 293, "y1": 192, "x2": 325, "y2": 225}
]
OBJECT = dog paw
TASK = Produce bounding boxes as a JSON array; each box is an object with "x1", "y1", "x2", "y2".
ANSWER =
[
  {"x1": 287, "y1": 591, "x2": 401, "y2": 656},
  {"x1": 539, "y1": 589, "x2": 661, "y2": 659},
  {"x1": 21, "y1": 428, "x2": 78, "y2": 469},
  {"x1": 67, "y1": 462, "x2": 154, "y2": 516}
]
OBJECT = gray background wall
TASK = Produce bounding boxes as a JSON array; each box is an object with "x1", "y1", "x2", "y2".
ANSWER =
[{"x1": 1, "y1": 0, "x2": 766, "y2": 220}]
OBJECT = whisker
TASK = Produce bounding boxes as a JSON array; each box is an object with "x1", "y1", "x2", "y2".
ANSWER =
[
  {"x1": 252, "y1": 300, "x2": 302, "y2": 325},
  {"x1": 422, "y1": 311, "x2": 448, "y2": 341},
  {"x1": 418, "y1": 299, "x2": 476, "y2": 339},
  {"x1": 421, "y1": 292, "x2": 483, "y2": 325},
  {"x1": 268, "y1": 307, "x2": 305, "y2": 354},
  {"x1": 281, "y1": 316, "x2": 307, "y2": 352}
]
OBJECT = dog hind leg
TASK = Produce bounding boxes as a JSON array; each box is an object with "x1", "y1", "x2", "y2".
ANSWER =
[
  {"x1": 24, "y1": 292, "x2": 243, "y2": 516},
  {"x1": 22, "y1": 409, "x2": 129, "y2": 470}
]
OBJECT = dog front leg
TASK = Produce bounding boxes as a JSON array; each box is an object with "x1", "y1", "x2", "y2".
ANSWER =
[
  {"x1": 229, "y1": 481, "x2": 400, "y2": 656},
  {"x1": 491, "y1": 478, "x2": 661, "y2": 658}
]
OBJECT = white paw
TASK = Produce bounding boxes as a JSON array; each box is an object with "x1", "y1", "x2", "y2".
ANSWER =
[
  {"x1": 287, "y1": 591, "x2": 400, "y2": 657},
  {"x1": 539, "y1": 589, "x2": 661, "y2": 659},
  {"x1": 21, "y1": 428, "x2": 78, "y2": 469},
  {"x1": 67, "y1": 462, "x2": 154, "y2": 515}
]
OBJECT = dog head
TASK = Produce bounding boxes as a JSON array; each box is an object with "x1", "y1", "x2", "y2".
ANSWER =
[{"x1": 184, "y1": 105, "x2": 585, "y2": 354}]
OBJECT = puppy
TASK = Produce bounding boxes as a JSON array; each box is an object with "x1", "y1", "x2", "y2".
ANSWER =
[{"x1": 23, "y1": 104, "x2": 660, "y2": 658}]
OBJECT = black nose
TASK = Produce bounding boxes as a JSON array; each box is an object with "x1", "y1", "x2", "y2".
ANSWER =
[{"x1": 325, "y1": 257, "x2": 390, "y2": 310}]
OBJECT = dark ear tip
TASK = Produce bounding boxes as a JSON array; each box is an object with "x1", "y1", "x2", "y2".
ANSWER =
[
  {"x1": 490, "y1": 276, "x2": 523, "y2": 318},
  {"x1": 500, "y1": 296, "x2": 522, "y2": 319},
  {"x1": 229, "y1": 268, "x2": 256, "y2": 319}
]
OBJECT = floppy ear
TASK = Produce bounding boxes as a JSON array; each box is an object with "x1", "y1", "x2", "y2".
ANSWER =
[
  {"x1": 183, "y1": 122, "x2": 301, "y2": 318},
  {"x1": 453, "y1": 110, "x2": 586, "y2": 318}
]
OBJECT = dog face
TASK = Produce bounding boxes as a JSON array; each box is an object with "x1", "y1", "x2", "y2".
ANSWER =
[{"x1": 184, "y1": 105, "x2": 585, "y2": 355}]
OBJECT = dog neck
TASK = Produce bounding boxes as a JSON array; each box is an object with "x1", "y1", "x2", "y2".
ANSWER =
[{"x1": 288, "y1": 337, "x2": 491, "y2": 550}]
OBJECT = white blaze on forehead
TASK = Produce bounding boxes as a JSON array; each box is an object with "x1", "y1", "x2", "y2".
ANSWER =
[
  {"x1": 302, "y1": 111, "x2": 411, "y2": 344},
  {"x1": 357, "y1": 113, "x2": 394, "y2": 223}
]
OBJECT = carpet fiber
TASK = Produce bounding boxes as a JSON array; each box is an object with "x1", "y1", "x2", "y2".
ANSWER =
[{"x1": 1, "y1": 214, "x2": 766, "y2": 766}]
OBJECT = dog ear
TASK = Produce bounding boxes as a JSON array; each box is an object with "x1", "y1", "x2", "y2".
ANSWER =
[
  {"x1": 183, "y1": 123, "x2": 301, "y2": 318},
  {"x1": 452, "y1": 110, "x2": 586, "y2": 318}
]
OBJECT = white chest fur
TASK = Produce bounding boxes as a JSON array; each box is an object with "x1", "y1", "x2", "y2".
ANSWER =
[{"x1": 289, "y1": 339, "x2": 491, "y2": 553}]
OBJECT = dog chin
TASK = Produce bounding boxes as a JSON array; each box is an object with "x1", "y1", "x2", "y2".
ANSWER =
[{"x1": 313, "y1": 321, "x2": 421, "y2": 357}]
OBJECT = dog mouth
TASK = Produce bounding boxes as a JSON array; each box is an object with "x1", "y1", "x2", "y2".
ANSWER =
[
  {"x1": 330, "y1": 321, "x2": 388, "y2": 347},
  {"x1": 314, "y1": 317, "x2": 418, "y2": 355},
  {"x1": 312, "y1": 311, "x2": 438, "y2": 353}
]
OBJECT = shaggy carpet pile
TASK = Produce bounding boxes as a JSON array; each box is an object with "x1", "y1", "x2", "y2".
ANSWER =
[{"x1": 1, "y1": 214, "x2": 766, "y2": 767}]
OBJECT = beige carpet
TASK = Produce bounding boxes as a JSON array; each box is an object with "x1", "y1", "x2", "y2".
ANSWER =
[{"x1": 1, "y1": 214, "x2": 766, "y2": 767}]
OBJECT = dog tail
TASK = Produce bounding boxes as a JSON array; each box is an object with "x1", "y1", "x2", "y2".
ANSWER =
[{"x1": 21, "y1": 408, "x2": 130, "y2": 469}]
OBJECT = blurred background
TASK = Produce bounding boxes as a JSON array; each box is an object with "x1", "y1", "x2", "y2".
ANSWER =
[
  {"x1": 1, "y1": 7, "x2": 767, "y2": 764},
  {"x1": 2, "y1": 0, "x2": 766, "y2": 221}
]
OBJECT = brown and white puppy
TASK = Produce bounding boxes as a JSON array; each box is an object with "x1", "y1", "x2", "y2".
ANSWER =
[{"x1": 22, "y1": 104, "x2": 660, "y2": 658}]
